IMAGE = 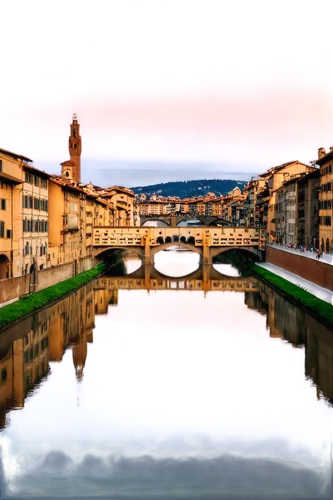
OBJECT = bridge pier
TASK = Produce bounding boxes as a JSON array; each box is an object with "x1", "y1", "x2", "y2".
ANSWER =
[{"x1": 203, "y1": 238, "x2": 212, "y2": 265}]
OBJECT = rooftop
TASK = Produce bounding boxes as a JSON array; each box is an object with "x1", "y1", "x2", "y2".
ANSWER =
[{"x1": 0, "y1": 147, "x2": 33, "y2": 163}]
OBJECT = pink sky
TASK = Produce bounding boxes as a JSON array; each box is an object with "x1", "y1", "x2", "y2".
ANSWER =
[{"x1": 1, "y1": 0, "x2": 332, "y2": 180}]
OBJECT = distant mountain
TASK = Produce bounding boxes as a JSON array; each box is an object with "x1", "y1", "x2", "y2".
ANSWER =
[
  {"x1": 79, "y1": 159, "x2": 256, "y2": 188},
  {"x1": 131, "y1": 179, "x2": 248, "y2": 198}
]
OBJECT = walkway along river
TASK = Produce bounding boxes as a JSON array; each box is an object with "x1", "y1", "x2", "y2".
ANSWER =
[{"x1": 0, "y1": 250, "x2": 332, "y2": 498}]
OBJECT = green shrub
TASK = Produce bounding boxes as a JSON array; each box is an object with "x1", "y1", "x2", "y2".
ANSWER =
[
  {"x1": 251, "y1": 264, "x2": 333, "y2": 327},
  {"x1": 0, "y1": 263, "x2": 106, "y2": 331}
]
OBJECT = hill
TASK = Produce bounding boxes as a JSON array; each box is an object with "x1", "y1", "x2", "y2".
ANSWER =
[{"x1": 131, "y1": 179, "x2": 247, "y2": 198}]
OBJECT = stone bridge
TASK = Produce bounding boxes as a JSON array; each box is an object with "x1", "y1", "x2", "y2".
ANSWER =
[
  {"x1": 93, "y1": 226, "x2": 266, "y2": 264},
  {"x1": 140, "y1": 215, "x2": 234, "y2": 227}
]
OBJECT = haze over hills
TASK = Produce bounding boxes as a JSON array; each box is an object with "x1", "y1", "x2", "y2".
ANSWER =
[
  {"x1": 34, "y1": 155, "x2": 260, "y2": 188},
  {"x1": 131, "y1": 179, "x2": 248, "y2": 198}
]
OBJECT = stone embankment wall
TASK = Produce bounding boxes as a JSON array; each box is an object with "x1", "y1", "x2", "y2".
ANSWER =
[
  {"x1": 266, "y1": 246, "x2": 333, "y2": 292},
  {"x1": 0, "y1": 256, "x2": 99, "y2": 305}
]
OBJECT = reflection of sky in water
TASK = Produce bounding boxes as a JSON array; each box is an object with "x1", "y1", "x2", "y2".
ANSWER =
[{"x1": 2, "y1": 255, "x2": 332, "y2": 498}]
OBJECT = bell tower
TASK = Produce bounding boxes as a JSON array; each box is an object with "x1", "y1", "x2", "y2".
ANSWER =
[{"x1": 68, "y1": 113, "x2": 81, "y2": 183}]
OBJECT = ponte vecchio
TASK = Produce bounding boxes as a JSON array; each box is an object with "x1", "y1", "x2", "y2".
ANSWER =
[{"x1": 93, "y1": 226, "x2": 266, "y2": 264}]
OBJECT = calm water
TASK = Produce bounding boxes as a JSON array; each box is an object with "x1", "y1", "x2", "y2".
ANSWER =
[{"x1": 0, "y1": 250, "x2": 332, "y2": 499}]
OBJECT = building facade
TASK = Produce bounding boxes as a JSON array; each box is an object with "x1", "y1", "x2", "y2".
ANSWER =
[
  {"x1": 260, "y1": 161, "x2": 314, "y2": 243},
  {"x1": 0, "y1": 149, "x2": 50, "y2": 278},
  {"x1": 297, "y1": 170, "x2": 320, "y2": 248},
  {"x1": 317, "y1": 147, "x2": 333, "y2": 253}
]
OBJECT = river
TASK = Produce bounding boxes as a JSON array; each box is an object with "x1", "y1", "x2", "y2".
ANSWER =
[{"x1": 0, "y1": 249, "x2": 332, "y2": 498}]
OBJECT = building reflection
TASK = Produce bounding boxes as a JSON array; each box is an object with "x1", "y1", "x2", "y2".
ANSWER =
[
  {"x1": 0, "y1": 276, "x2": 129, "y2": 427},
  {"x1": 1, "y1": 269, "x2": 332, "y2": 429},
  {"x1": 246, "y1": 282, "x2": 333, "y2": 406}
]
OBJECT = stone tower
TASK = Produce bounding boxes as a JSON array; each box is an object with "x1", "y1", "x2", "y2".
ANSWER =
[{"x1": 61, "y1": 114, "x2": 81, "y2": 182}]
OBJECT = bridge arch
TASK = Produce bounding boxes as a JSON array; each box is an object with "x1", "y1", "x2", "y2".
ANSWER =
[
  {"x1": 175, "y1": 216, "x2": 203, "y2": 226},
  {"x1": 141, "y1": 218, "x2": 170, "y2": 227},
  {"x1": 210, "y1": 246, "x2": 262, "y2": 261},
  {"x1": 208, "y1": 218, "x2": 233, "y2": 227},
  {"x1": 93, "y1": 247, "x2": 144, "y2": 260},
  {"x1": 150, "y1": 241, "x2": 203, "y2": 258}
]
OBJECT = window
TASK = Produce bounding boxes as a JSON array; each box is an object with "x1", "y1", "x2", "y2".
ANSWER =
[
  {"x1": 0, "y1": 199, "x2": 6, "y2": 210},
  {"x1": 6, "y1": 229, "x2": 11, "y2": 238},
  {"x1": 25, "y1": 172, "x2": 29, "y2": 183},
  {"x1": 0, "y1": 221, "x2": 5, "y2": 238},
  {"x1": 0, "y1": 160, "x2": 2, "y2": 171},
  {"x1": 34, "y1": 176, "x2": 39, "y2": 187}
]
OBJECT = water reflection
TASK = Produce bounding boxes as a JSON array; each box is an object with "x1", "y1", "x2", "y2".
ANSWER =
[
  {"x1": 123, "y1": 248, "x2": 241, "y2": 279},
  {"x1": 154, "y1": 248, "x2": 200, "y2": 277},
  {"x1": 0, "y1": 258, "x2": 332, "y2": 498}
]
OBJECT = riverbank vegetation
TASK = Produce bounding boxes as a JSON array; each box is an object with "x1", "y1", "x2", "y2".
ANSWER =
[
  {"x1": 0, "y1": 263, "x2": 106, "y2": 331},
  {"x1": 251, "y1": 264, "x2": 333, "y2": 328}
]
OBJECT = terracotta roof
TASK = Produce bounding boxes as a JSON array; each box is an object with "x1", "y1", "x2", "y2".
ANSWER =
[
  {"x1": 0, "y1": 171, "x2": 22, "y2": 184},
  {"x1": 60, "y1": 160, "x2": 75, "y2": 166},
  {"x1": 297, "y1": 169, "x2": 320, "y2": 183},
  {"x1": 49, "y1": 176, "x2": 86, "y2": 195},
  {"x1": 22, "y1": 163, "x2": 51, "y2": 179},
  {"x1": 0, "y1": 147, "x2": 32, "y2": 163},
  {"x1": 105, "y1": 185, "x2": 135, "y2": 196},
  {"x1": 315, "y1": 150, "x2": 333, "y2": 166}
]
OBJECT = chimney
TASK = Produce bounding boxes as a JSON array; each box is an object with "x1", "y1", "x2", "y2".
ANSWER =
[{"x1": 318, "y1": 147, "x2": 326, "y2": 159}]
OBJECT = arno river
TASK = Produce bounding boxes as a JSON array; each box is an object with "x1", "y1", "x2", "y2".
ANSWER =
[{"x1": 0, "y1": 248, "x2": 332, "y2": 498}]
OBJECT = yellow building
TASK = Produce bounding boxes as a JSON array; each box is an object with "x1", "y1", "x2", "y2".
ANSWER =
[
  {"x1": 317, "y1": 147, "x2": 333, "y2": 253},
  {"x1": 0, "y1": 150, "x2": 22, "y2": 278},
  {"x1": 48, "y1": 177, "x2": 84, "y2": 266},
  {"x1": 138, "y1": 200, "x2": 168, "y2": 216},
  {"x1": 21, "y1": 164, "x2": 50, "y2": 274},
  {"x1": 259, "y1": 161, "x2": 313, "y2": 243},
  {"x1": 94, "y1": 197, "x2": 111, "y2": 227},
  {"x1": 100, "y1": 186, "x2": 135, "y2": 226},
  {"x1": 0, "y1": 148, "x2": 50, "y2": 278},
  {"x1": 210, "y1": 198, "x2": 223, "y2": 217}
]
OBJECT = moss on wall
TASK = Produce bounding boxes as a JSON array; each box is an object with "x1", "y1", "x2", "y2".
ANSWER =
[
  {"x1": 251, "y1": 264, "x2": 333, "y2": 328},
  {"x1": 0, "y1": 263, "x2": 106, "y2": 331}
]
